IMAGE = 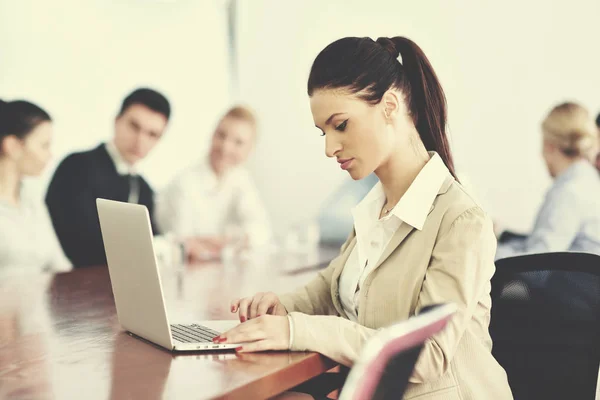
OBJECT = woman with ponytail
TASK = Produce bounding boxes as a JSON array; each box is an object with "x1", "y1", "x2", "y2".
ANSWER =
[
  {"x1": 216, "y1": 37, "x2": 513, "y2": 399},
  {"x1": 0, "y1": 99, "x2": 70, "y2": 273}
]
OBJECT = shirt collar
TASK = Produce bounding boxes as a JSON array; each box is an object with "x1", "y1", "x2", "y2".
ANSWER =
[
  {"x1": 105, "y1": 141, "x2": 136, "y2": 176},
  {"x1": 352, "y1": 152, "x2": 450, "y2": 231}
]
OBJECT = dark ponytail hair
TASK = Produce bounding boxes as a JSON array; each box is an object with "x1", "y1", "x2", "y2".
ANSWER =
[
  {"x1": 0, "y1": 99, "x2": 52, "y2": 144},
  {"x1": 307, "y1": 36, "x2": 457, "y2": 179}
]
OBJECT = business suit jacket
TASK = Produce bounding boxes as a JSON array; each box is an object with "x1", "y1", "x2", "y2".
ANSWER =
[
  {"x1": 46, "y1": 144, "x2": 158, "y2": 268},
  {"x1": 280, "y1": 174, "x2": 513, "y2": 399}
]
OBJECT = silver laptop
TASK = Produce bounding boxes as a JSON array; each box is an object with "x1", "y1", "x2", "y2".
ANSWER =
[{"x1": 97, "y1": 198, "x2": 239, "y2": 352}]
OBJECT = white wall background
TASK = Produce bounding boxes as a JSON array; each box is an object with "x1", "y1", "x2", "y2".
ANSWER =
[
  {"x1": 0, "y1": 0, "x2": 232, "y2": 192},
  {"x1": 1, "y1": 0, "x2": 599, "y2": 235},
  {"x1": 236, "y1": 0, "x2": 600, "y2": 233}
]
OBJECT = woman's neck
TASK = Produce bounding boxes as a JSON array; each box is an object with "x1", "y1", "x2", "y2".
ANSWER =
[
  {"x1": 0, "y1": 159, "x2": 21, "y2": 206},
  {"x1": 375, "y1": 140, "x2": 430, "y2": 209},
  {"x1": 551, "y1": 156, "x2": 581, "y2": 179},
  {"x1": 208, "y1": 158, "x2": 226, "y2": 181}
]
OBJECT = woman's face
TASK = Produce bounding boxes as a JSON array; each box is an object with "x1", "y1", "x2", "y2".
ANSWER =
[
  {"x1": 209, "y1": 117, "x2": 255, "y2": 176},
  {"x1": 13, "y1": 121, "x2": 54, "y2": 177},
  {"x1": 310, "y1": 89, "x2": 410, "y2": 180}
]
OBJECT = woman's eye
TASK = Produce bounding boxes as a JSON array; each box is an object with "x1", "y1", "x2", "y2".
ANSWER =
[{"x1": 335, "y1": 120, "x2": 348, "y2": 132}]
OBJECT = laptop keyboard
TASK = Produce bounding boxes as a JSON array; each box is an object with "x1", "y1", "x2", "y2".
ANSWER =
[{"x1": 170, "y1": 323, "x2": 221, "y2": 343}]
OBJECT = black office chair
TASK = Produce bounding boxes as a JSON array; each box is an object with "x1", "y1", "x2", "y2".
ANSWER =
[{"x1": 490, "y1": 252, "x2": 600, "y2": 400}]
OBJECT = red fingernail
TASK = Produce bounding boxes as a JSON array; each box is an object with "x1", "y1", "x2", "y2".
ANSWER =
[
  {"x1": 240, "y1": 316, "x2": 246, "y2": 322},
  {"x1": 231, "y1": 306, "x2": 235, "y2": 312},
  {"x1": 212, "y1": 336, "x2": 220, "y2": 342},
  {"x1": 235, "y1": 346, "x2": 243, "y2": 352},
  {"x1": 217, "y1": 337, "x2": 227, "y2": 343}
]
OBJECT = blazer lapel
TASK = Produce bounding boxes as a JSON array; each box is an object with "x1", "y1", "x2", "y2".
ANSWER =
[
  {"x1": 372, "y1": 174, "x2": 454, "y2": 271},
  {"x1": 330, "y1": 234, "x2": 357, "y2": 319},
  {"x1": 372, "y1": 221, "x2": 416, "y2": 271}
]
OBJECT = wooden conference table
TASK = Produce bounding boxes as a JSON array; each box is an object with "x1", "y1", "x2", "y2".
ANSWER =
[{"x1": 0, "y1": 247, "x2": 339, "y2": 399}]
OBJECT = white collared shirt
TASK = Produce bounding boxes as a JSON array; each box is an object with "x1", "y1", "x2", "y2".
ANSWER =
[
  {"x1": 156, "y1": 159, "x2": 272, "y2": 248},
  {"x1": 339, "y1": 152, "x2": 449, "y2": 322},
  {"x1": 105, "y1": 141, "x2": 140, "y2": 203}
]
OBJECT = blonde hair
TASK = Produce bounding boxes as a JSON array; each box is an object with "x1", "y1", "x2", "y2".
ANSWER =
[
  {"x1": 542, "y1": 102, "x2": 599, "y2": 160},
  {"x1": 220, "y1": 105, "x2": 257, "y2": 134}
]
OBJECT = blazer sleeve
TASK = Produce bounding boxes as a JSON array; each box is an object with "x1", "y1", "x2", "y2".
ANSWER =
[
  {"x1": 288, "y1": 312, "x2": 377, "y2": 367},
  {"x1": 45, "y1": 155, "x2": 105, "y2": 267},
  {"x1": 410, "y1": 206, "x2": 497, "y2": 383},
  {"x1": 279, "y1": 263, "x2": 337, "y2": 316},
  {"x1": 279, "y1": 235, "x2": 354, "y2": 316}
]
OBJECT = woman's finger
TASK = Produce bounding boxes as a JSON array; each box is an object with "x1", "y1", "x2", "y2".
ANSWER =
[
  {"x1": 237, "y1": 297, "x2": 252, "y2": 322},
  {"x1": 257, "y1": 293, "x2": 278, "y2": 316},
  {"x1": 230, "y1": 298, "x2": 241, "y2": 313},
  {"x1": 249, "y1": 293, "x2": 265, "y2": 319}
]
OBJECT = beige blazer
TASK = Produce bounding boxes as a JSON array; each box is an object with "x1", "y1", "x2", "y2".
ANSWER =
[{"x1": 280, "y1": 175, "x2": 513, "y2": 400}]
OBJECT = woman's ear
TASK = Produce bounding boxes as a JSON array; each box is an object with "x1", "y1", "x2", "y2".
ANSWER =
[
  {"x1": 381, "y1": 90, "x2": 401, "y2": 121},
  {"x1": 1, "y1": 135, "x2": 24, "y2": 160}
]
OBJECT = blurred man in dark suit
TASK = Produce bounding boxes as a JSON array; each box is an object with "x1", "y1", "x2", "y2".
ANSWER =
[{"x1": 46, "y1": 88, "x2": 170, "y2": 267}]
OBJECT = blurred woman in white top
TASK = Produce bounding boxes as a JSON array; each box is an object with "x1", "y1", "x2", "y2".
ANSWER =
[
  {"x1": 157, "y1": 106, "x2": 271, "y2": 261},
  {"x1": 0, "y1": 99, "x2": 70, "y2": 273}
]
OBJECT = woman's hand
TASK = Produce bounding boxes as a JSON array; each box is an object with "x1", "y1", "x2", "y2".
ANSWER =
[
  {"x1": 184, "y1": 236, "x2": 226, "y2": 261},
  {"x1": 230, "y1": 292, "x2": 287, "y2": 322},
  {"x1": 213, "y1": 315, "x2": 290, "y2": 352}
]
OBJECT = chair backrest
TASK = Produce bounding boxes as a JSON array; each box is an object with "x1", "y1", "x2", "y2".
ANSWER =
[
  {"x1": 339, "y1": 303, "x2": 456, "y2": 400},
  {"x1": 491, "y1": 252, "x2": 600, "y2": 400}
]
